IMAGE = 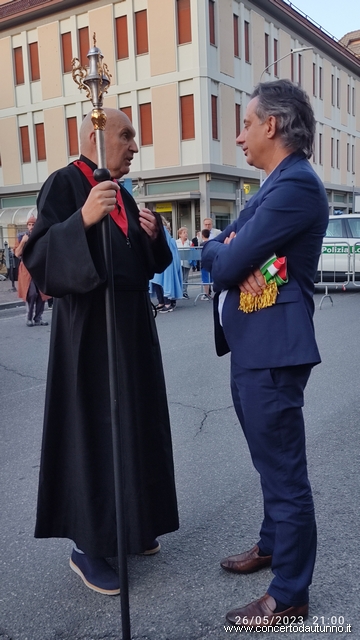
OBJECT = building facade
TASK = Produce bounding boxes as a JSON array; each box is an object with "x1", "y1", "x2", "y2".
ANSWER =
[{"x1": 0, "y1": 0, "x2": 360, "y2": 247}]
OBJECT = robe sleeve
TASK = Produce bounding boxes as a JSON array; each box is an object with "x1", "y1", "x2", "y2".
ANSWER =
[{"x1": 23, "y1": 169, "x2": 105, "y2": 298}]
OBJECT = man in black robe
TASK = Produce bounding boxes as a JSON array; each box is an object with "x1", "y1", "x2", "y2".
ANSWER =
[{"x1": 23, "y1": 109, "x2": 179, "y2": 595}]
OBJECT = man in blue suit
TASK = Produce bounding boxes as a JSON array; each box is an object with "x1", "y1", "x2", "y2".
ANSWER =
[{"x1": 202, "y1": 80, "x2": 328, "y2": 627}]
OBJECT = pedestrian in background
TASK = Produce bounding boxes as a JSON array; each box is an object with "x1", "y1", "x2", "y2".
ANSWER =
[
  {"x1": 176, "y1": 226, "x2": 192, "y2": 299},
  {"x1": 150, "y1": 217, "x2": 183, "y2": 313},
  {"x1": 14, "y1": 215, "x2": 49, "y2": 327}
]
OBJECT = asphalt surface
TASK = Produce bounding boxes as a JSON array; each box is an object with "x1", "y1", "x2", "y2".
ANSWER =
[{"x1": 0, "y1": 287, "x2": 359, "y2": 639}]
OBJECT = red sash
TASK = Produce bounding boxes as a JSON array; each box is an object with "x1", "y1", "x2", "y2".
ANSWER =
[{"x1": 73, "y1": 160, "x2": 128, "y2": 237}]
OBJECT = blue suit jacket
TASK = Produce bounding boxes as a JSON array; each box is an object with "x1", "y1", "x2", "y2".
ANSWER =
[{"x1": 202, "y1": 152, "x2": 329, "y2": 368}]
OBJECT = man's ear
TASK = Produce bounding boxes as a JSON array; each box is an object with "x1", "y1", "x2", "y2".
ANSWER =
[
  {"x1": 266, "y1": 115, "x2": 277, "y2": 139},
  {"x1": 89, "y1": 130, "x2": 96, "y2": 147}
]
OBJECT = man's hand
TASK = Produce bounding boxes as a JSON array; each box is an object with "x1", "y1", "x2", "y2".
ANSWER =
[
  {"x1": 139, "y1": 208, "x2": 159, "y2": 240},
  {"x1": 81, "y1": 181, "x2": 119, "y2": 229},
  {"x1": 224, "y1": 231, "x2": 236, "y2": 245},
  {"x1": 239, "y1": 268, "x2": 266, "y2": 296}
]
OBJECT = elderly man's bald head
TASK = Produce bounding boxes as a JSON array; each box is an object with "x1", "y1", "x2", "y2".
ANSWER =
[{"x1": 79, "y1": 108, "x2": 138, "y2": 178}]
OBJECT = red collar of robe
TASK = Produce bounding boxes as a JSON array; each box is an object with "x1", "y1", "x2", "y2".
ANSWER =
[{"x1": 73, "y1": 160, "x2": 128, "y2": 237}]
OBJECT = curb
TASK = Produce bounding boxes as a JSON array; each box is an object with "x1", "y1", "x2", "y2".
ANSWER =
[{"x1": 0, "y1": 301, "x2": 25, "y2": 311}]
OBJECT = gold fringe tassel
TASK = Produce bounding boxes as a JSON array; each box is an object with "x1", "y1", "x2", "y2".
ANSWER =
[{"x1": 239, "y1": 280, "x2": 279, "y2": 313}]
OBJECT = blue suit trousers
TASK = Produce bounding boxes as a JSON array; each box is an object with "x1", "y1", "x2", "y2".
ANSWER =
[{"x1": 230, "y1": 361, "x2": 317, "y2": 606}]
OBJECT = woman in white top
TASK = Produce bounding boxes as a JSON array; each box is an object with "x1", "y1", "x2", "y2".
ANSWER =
[{"x1": 176, "y1": 227, "x2": 192, "y2": 299}]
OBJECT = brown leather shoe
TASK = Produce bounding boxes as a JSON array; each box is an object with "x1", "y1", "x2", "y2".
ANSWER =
[
  {"x1": 220, "y1": 544, "x2": 272, "y2": 574},
  {"x1": 226, "y1": 592, "x2": 308, "y2": 627}
]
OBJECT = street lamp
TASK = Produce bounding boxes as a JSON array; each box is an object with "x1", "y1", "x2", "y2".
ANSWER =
[{"x1": 260, "y1": 46, "x2": 313, "y2": 82}]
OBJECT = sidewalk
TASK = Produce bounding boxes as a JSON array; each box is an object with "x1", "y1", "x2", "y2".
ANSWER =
[{"x1": 0, "y1": 278, "x2": 25, "y2": 310}]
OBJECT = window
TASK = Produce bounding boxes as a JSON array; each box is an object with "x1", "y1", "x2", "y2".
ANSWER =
[
  {"x1": 352, "y1": 144, "x2": 355, "y2": 174},
  {"x1": 290, "y1": 52, "x2": 294, "y2": 82},
  {"x1": 177, "y1": 0, "x2": 192, "y2": 45},
  {"x1": 347, "y1": 84, "x2": 351, "y2": 114},
  {"x1": 264, "y1": 34, "x2": 269, "y2": 71},
  {"x1": 319, "y1": 67, "x2": 323, "y2": 99},
  {"x1": 139, "y1": 103, "x2": 153, "y2": 145},
  {"x1": 135, "y1": 10, "x2": 149, "y2": 55},
  {"x1": 331, "y1": 74, "x2": 335, "y2": 105},
  {"x1": 209, "y1": 0, "x2": 215, "y2": 46},
  {"x1": 347, "y1": 143, "x2": 350, "y2": 172},
  {"x1": 180, "y1": 95, "x2": 195, "y2": 140},
  {"x1": 20, "y1": 126, "x2": 31, "y2": 163},
  {"x1": 235, "y1": 103, "x2": 241, "y2": 138},
  {"x1": 331, "y1": 137, "x2": 334, "y2": 168},
  {"x1": 14, "y1": 47, "x2": 24, "y2": 85},
  {"x1": 67, "y1": 117, "x2": 79, "y2": 156},
  {"x1": 274, "y1": 39, "x2": 278, "y2": 77},
  {"x1": 61, "y1": 33, "x2": 73, "y2": 73},
  {"x1": 336, "y1": 139, "x2": 340, "y2": 169},
  {"x1": 244, "y1": 21, "x2": 250, "y2": 63},
  {"x1": 233, "y1": 15, "x2": 239, "y2": 57},
  {"x1": 336, "y1": 77, "x2": 340, "y2": 108},
  {"x1": 78, "y1": 27, "x2": 89, "y2": 67},
  {"x1": 319, "y1": 133, "x2": 323, "y2": 165},
  {"x1": 115, "y1": 16, "x2": 129, "y2": 60},
  {"x1": 298, "y1": 54, "x2": 302, "y2": 86},
  {"x1": 312, "y1": 63, "x2": 316, "y2": 96},
  {"x1": 121, "y1": 106, "x2": 132, "y2": 122},
  {"x1": 352, "y1": 87, "x2": 356, "y2": 116},
  {"x1": 211, "y1": 95, "x2": 218, "y2": 140},
  {"x1": 35, "y1": 123, "x2": 46, "y2": 161},
  {"x1": 29, "y1": 42, "x2": 40, "y2": 81}
]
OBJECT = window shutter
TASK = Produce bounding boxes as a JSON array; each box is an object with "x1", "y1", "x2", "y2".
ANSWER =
[
  {"x1": 116, "y1": 16, "x2": 129, "y2": 60},
  {"x1": 209, "y1": 1, "x2": 215, "y2": 46},
  {"x1": 139, "y1": 103, "x2": 153, "y2": 145},
  {"x1": 274, "y1": 39, "x2": 278, "y2": 76},
  {"x1": 121, "y1": 106, "x2": 132, "y2": 122},
  {"x1": 14, "y1": 47, "x2": 24, "y2": 85},
  {"x1": 235, "y1": 103, "x2": 241, "y2": 138},
  {"x1": 233, "y1": 15, "x2": 239, "y2": 58},
  {"x1": 211, "y1": 95, "x2": 218, "y2": 140},
  {"x1": 35, "y1": 123, "x2": 46, "y2": 161},
  {"x1": 79, "y1": 27, "x2": 90, "y2": 67},
  {"x1": 244, "y1": 21, "x2": 250, "y2": 63},
  {"x1": 135, "y1": 10, "x2": 149, "y2": 55},
  {"x1": 29, "y1": 42, "x2": 40, "y2": 81},
  {"x1": 180, "y1": 95, "x2": 195, "y2": 140},
  {"x1": 20, "y1": 126, "x2": 31, "y2": 163},
  {"x1": 177, "y1": 0, "x2": 192, "y2": 45},
  {"x1": 67, "y1": 117, "x2": 79, "y2": 156},
  {"x1": 62, "y1": 33, "x2": 73, "y2": 73}
]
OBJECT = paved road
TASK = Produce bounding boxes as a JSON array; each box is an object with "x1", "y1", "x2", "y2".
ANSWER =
[{"x1": 0, "y1": 290, "x2": 358, "y2": 639}]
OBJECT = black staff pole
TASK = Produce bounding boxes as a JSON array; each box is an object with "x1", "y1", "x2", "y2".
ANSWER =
[{"x1": 72, "y1": 35, "x2": 131, "y2": 640}]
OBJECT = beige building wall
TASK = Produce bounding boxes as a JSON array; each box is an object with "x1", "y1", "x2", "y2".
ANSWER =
[
  {"x1": 357, "y1": 80, "x2": 360, "y2": 132},
  {"x1": 38, "y1": 22, "x2": 62, "y2": 100},
  {"x1": 0, "y1": 117, "x2": 21, "y2": 185},
  {"x1": 44, "y1": 107, "x2": 68, "y2": 174},
  {"x1": 0, "y1": 37, "x2": 15, "y2": 109},
  {"x1": 356, "y1": 138, "x2": 360, "y2": 185},
  {"x1": 148, "y1": 0, "x2": 176, "y2": 76},
  {"x1": 340, "y1": 70, "x2": 348, "y2": 127},
  {"x1": 151, "y1": 84, "x2": 180, "y2": 168},
  {"x1": 218, "y1": 0, "x2": 234, "y2": 78},
  {"x1": 89, "y1": 5, "x2": 116, "y2": 79},
  {"x1": 251, "y1": 11, "x2": 265, "y2": 83},
  {"x1": 323, "y1": 124, "x2": 332, "y2": 182},
  {"x1": 278, "y1": 30, "x2": 292, "y2": 79},
  {"x1": 302, "y1": 50, "x2": 313, "y2": 100},
  {"x1": 340, "y1": 131, "x2": 348, "y2": 184},
  {"x1": 220, "y1": 83, "x2": 236, "y2": 166},
  {"x1": 323, "y1": 59, "x2": 332, "y2": 120}
]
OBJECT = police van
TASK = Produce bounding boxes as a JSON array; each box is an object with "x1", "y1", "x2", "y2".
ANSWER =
[{"x1": 317, "y1": 214, "x2": 360, "y2": 283}]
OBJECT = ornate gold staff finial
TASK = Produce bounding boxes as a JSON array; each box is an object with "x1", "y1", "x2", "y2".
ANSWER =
[{"x1": 71, "y1": 33, "x2": 112, "y2": 177}]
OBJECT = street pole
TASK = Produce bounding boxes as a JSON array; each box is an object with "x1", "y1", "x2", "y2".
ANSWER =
[
  {"x1": 72, "y1": 36, "x2": 131, "y2": 640},
  {"x1": 259, "y1": 46, "x2": 313, "y2": 82}
]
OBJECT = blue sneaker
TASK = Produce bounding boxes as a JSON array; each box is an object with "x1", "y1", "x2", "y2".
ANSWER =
[{"x1": 70, "y1": 549, "x2": 120, "y2": 595}]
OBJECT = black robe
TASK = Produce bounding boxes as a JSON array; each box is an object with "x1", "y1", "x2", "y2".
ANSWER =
[{"x1": 23, "y1": 157, "x2": 179, "y2": 557}]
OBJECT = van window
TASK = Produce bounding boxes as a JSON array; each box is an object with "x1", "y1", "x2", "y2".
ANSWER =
[{"x1": 325, "y1": 219, "x2": 343, "y2": 238}]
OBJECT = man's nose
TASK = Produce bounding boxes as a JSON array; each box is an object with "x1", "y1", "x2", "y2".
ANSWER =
[
  {"x1": 236, "y1": 129, "x2": 245, "y2": 145},
  {"x1": 131, "y1": 140, "x2": 139, "y2": 153}
]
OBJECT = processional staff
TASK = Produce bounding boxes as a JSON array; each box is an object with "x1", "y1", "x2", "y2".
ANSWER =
[{"x1": 72, "y1": 34, "x2": 131, "y2": 640}]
